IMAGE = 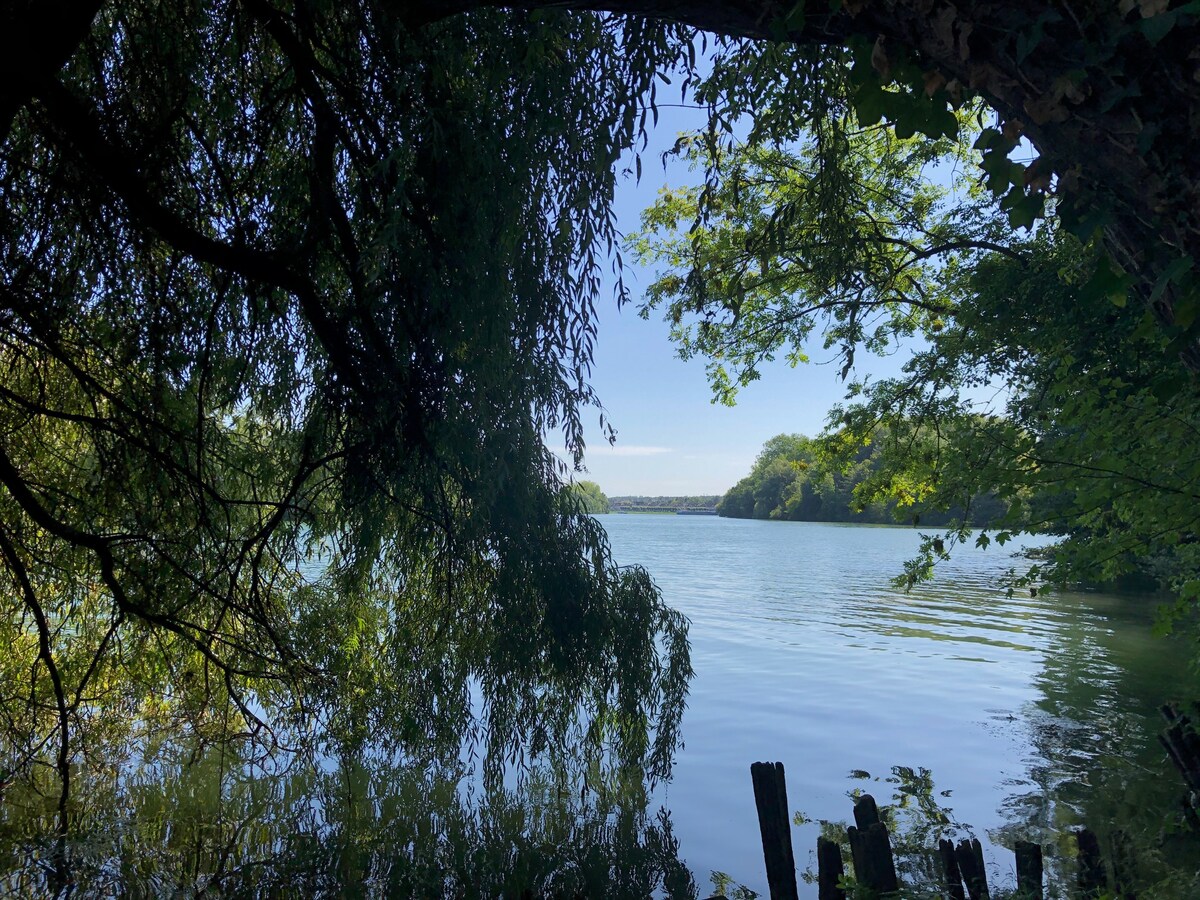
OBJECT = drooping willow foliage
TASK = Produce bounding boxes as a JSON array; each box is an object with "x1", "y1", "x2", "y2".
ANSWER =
[{"x1": 0, "y1": 1, "x2": 693, "y2": 829}]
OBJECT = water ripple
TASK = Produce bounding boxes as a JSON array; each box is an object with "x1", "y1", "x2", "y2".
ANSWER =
[{"x1": 601, "y1": 516, "x2": 1199, "y2": 897}]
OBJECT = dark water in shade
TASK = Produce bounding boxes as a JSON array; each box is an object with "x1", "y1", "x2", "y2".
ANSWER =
[{"x1": 601, "y1": 515, "x2": 1200, "y2": 896}]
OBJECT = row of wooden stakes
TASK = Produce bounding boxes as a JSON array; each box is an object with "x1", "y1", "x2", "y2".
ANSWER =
[
  {"x1": 748, "y1": 760, "x2": 1133, "y2": 900},
  {"x1": 739, "y1": 704, "x2": 1200, "y2": 899}
]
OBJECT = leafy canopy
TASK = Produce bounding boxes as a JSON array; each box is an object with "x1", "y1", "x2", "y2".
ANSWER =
[
  {"x1": 5, "y1": 0, "x2": 1200, "y2": 854},
  {"x1": 717, "y1": 431, "x2": 1005, "y2": 527},
  {"x1": 569, "y1": 480, "x2": 613, "y2": 514},
  {"x1": 630, "y1": 41, "x2": 1011, "y2": 404},
  {"x1": 0, "y1": 1, "x2": 695, "y2": 823},
  {"x1": 632, "y1": 36, "x2": 1200, "y2": 609}
]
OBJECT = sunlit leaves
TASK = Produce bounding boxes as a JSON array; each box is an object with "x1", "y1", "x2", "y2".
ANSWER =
[
  {"x1": 831, "y1": 231, "x2": 1200, "y2": 605},
  {"x1": 631, "y1": 57, "x2": 996, "y2": 404}
]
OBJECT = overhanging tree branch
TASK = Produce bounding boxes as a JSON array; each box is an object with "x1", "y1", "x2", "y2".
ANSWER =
[{"x1": 30, "y1": 77, "x2": 371, "y2": 399}]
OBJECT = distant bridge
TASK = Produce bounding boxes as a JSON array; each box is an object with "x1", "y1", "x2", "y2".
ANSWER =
[{"x1": 610, "y1": 506, "x2": 718, "y2": 515}]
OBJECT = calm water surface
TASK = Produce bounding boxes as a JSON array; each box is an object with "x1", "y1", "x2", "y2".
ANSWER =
[
  {"x1": 4, "y1": 516, "x2": 1197, "y2": 896},
  {"x1": 602, "y1": 515, "x2": 1199, "y2": 895}
]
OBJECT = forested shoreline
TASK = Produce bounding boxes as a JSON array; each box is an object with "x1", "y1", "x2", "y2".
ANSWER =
[
  {"x1": 610, "y1": 495, "x2": 721, "y2": 511},
  {"x1": 716, "y1": 432, "x2": 1005, "y2": 527}
]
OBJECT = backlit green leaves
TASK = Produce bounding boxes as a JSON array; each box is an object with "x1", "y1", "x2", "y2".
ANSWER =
[
  {"x1": 847, "y1": 37, "x2": 961, "y2": 141},
  {"x1": 637, "y1": 31, "x2": 1200, "y2": 611},
  {"x1": 830, "y1": 231, "x2": 1200, "y2": 604},
  {"x1": 632, "y1": 53, "x2": 997, "y2": 405},
  {"x1": 972, "y1": 128, "x2": 1047, "y2": 230}
]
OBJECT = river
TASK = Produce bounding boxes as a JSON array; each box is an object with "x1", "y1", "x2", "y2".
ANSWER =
[
  {"x1": 601, "y1": 514, "x2": 1200, "y2": 896},
  {"x1": 3, "y1": 516, "x2": 1197, "y2": 896}
]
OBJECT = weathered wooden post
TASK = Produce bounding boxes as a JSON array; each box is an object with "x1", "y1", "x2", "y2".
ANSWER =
[
  {"x1": 1014, "y1": 840, "x2": 1043, "y2": 900},
  {"x1": 816, "y1": 836, "x2": 846, "y2": 900},
  {"x1": 750, "y1": 761, "x2": 798, "y2": 900},
  {"x1": 846, "y1": 794, "x2": 898, "y2": 894},
  {"x1": 853, "y1": 794, "x2": 881, "y2": 829},
  {"x1": 847, "y1": 824, "x2": 866, "y2": 883},
  {"x1": 938, "y1": 838, "x2": 967, "y2": 900},
  {"x1": 954, "y1": 838, "x2": 990, "y2": 900},
  {"x1": 1076, "y1": 828, "x2": 1107, "y2": 899},
  {"x1": 1107, "y1": 830, "x2": 1138, "y2": 900}
]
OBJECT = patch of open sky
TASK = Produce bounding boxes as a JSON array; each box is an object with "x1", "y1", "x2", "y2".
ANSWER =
[{"x1": 562, "y1": 74, "x2": 1018, "y2": 497}]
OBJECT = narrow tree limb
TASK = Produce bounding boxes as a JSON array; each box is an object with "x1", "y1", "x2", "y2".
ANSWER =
[{"x1": 0, "y1": 526, "x2": 72, "y2": 835}]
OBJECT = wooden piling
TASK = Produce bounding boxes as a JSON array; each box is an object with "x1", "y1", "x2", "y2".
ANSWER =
[
  {"x1": 954, "y1": 838, "x2": 990, "y2": 900},
  {"x1": 1107, "y1": 829, "x2": 1138, "y2": 900},
  {"x1": 845, "y1": 796, "x2": 897, "y2": 895},
  {"x1": 816, "y1": 836, "x2": 846, "y2": 900},
  {"x1": 1176, "y1": 705, "x2": 1200, "y2": 769},
  {"x1": 938, "y1": 838, "x2": 967, "y2": 900},
  {"x1": 1014, "y1": 840, "x2": 1043, "y2": 900},
  {"x1": 1184, "y1": 795, "x2": 1200, "y2": 831},
  {"x1": 853, "y1": 793, "x2": 881, "y2": 829},
  {"x1": 846, "y1": 824, "x2": 865, "y2": 884},
  {"x1": 1159, "y1": 705, "x2": 1200, "y2": 791},
  {"x1": 750, "y1": 761, "x2": 798, "y2": 900},
  {"x1": 864, "y1": 825, "x2": 902, "y2": 897},
  {"x1": 1160, "y1": 703, "x2": 1200, "y2": 830},
  {"x1": 1076, "y1": 828, "x2": 1107, "y2": 899},
  {"x1": 741, "y1": 761, "x2": 1176, "y2": 899}
]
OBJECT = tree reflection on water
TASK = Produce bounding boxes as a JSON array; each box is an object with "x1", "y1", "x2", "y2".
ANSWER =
[{"x1": 0, "y1": 742, "x2": 696, "y2": 898}]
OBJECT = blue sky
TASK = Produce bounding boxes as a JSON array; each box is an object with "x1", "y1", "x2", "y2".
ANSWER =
[{"x1": 563, "y1": 104, "x2": 916, "y2": 497}]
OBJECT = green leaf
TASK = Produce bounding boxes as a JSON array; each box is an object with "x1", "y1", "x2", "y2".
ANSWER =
[
  {"x1": 920, "y1": 105, "x2": 958, "y2": 141},
  {"x1": 982, "y1": 151, "x2": 1015, "y2": 195},
  {"x1": 1150, "y1": 255, "x2": 1194, "y2": 303},
  {"x1": 1058, "y1": 199, "x2": 1114, "y2": 242},
  {"x1": 1005, "y1": 192, "x2": 1044, "y2": 230},
  {"x1": 973, "y1": 128, "x2": 1004, "y2": 151},
  {"x1": 1151, "y1": 375, "x2": 1184, "y2": 402},
  {"x1": 1081, "y1": 256, "x2": 1133, "y2": 307},
  {"x1": 852, "y1": 85, "x2": 889, "y2": 126},
  {"x1": 1140, "y1": 10, "x2": 1178, "y2": 45},
  {"x1": 1133, "y1": 309, "x2": 1160, "y2": 340},
  {"x1": 1173, "y1": 290, "x2": 1200, "y2": 330}
]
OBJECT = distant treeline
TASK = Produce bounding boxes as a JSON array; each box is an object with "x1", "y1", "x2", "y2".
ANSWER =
[
  {"x1": 610, "y1": 495, "x2": 721, "y2": 511},
  {"x1": 717, "y1": 433, "x2": 1005, "y2": 526}
]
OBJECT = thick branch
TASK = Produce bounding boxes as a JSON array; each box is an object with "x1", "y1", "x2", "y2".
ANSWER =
[
  {"x1": 30, "y1": 78, "x2": 371, "y2": 398},
  {"x1": 0, "y1": 0, "x2": 105, "y2": 144}
]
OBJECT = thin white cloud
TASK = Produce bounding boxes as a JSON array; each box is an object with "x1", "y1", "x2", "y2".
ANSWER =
[{"x1": 586, "y1": 445, "x2": 673, "y2": 457}]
